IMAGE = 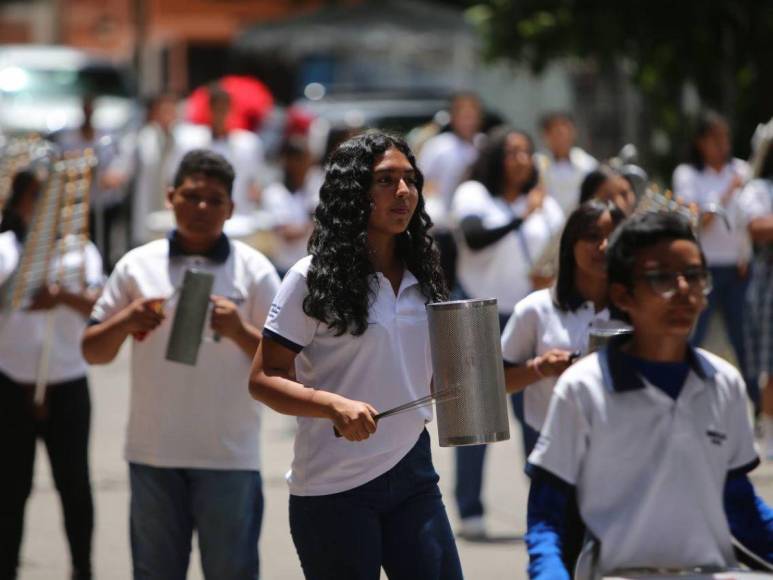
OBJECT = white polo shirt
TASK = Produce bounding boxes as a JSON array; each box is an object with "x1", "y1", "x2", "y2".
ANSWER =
[
  {"x1": 501, "y1": 288, "x2": 609, "y2": 431},
  {"x1": 738, "y1": 178, "x2": 773, "y2": 224},
  {"x1": 672, "y1": 159, "x2": 751, "y2": 265},
  {"x1": 535, "y1": 147, "x2": 598, "y2": 215},
  {"x1": 418, "y1": 131, "x2": 479, "y2": 213},
  {"x1": 452, "y1": 180, "x2": 565, "y2": 314},
  {"x1": 528, "y1": 341, "x2": 759, "y2": 574},
  {"x1": 0, "y1": 231, "x2": 103, "y2": 384},
  {"x1": 264, "y1": 256, "x2": 432, "y2": 496},
  {"x1": 90, "y1": 235, "x2": 280, "y2": 470}
]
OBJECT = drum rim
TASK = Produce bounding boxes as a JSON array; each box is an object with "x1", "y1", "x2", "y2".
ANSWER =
[{"x1": 427, "y1": 298, "x2": 498, "y2": 311}]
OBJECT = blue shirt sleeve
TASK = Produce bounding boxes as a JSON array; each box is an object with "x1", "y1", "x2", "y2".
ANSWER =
[
  {"x1": 724, "y1": 472, "x2": 773, "y2": 564},
  {"x1": 526, "y1": 465, "x2": 573, "y2": 580}
]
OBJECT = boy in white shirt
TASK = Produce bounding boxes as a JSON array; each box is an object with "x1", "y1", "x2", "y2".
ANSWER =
[
  {"x1": 82, "y1": 150, "x2": 280, "y2": 579},
  {"x1": 527, "y1": 212, "x2": 773, "y2": 578}
]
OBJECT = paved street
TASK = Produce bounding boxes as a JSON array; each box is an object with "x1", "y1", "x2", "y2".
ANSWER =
[{"x1": 16, "y1": 317, "x2": 773, "y2": 579}]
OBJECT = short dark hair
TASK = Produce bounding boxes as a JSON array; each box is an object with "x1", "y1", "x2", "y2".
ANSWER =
[
  {"x1": 554, "y1": 200, "x2": 625, "y2": 311},
  {"x1": 172, "y1": 149, "x2": 235, "y2": 195},
  {"x1": 539, "y1": 111, "x2": 575, "y2": 132},
  {"x1": 606, "y1": 211, "x2": 704, "y2": 289},
  {"x1": 471, "y1": 125, "x2": 539, "y2": 197}
]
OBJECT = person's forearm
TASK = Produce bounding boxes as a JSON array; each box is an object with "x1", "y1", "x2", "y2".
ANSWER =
[
  {"x1": 505, "y1": 361, "x2": 543, "y2": 393},
  {"x1": 749, "y1": 217, "x2": 773, "y2": 243},
  {"x1": 725, "y1": 473, "x2": 773, "y2": 563},
  {"x1": 460, "y1": 216, "x2": 523, "y2": 251},
  {"x1": 82, "y1": 314, "x2": 131, "y2": 364},
  {"x1": 229, "y1": 323, "x2": 262, "y2": 358},
  {"x1": 59, "y1": 289, "x2": 99, "y2": 318},
  {"x1": 249, "y1": 357, "x2": 337, "y2": 419}
]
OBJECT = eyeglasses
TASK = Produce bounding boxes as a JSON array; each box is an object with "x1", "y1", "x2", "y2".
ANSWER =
[{"x1": 637, "y1": 268, "x2": 712, "y2": 299}]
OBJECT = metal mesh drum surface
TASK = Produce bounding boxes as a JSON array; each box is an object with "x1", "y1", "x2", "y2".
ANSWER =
[{"x1": 427, "y1": 299, "x2": 510, "y2": 447}]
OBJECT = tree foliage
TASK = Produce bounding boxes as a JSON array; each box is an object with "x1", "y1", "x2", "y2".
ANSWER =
[{"x1": 458, "y1": 0, "x2": 773, "y2": 166}]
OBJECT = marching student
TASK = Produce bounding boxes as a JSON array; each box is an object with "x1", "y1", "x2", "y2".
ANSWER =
[
  {"x1": 450, "y1": 125, "x2": 564, "y2": 538},
  {"x1": 0, "y1": 169, "x2": 103, "y2": 580},
  {"x1": 501, "y1": 200, "x2": 624, "y2": 432},
  {"x1": 82, "y1": 150, "x2": 280, "y2": 579},
  {"x1": 249, "y1": 131, "x2": 463, "y2": 580},
  {"x1": 526, "y1": 211, "x2": 773, "y2": 578}
]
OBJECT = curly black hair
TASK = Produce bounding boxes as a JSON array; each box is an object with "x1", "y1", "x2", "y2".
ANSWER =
[{"x1": 303, "y1": 130, "x2": 447, "y2": 336}]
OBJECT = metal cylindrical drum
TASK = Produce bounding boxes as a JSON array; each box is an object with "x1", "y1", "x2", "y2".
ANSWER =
[
  {"x1": 166, "y1": 269, "x2": 214, "y2": 366},
  {"x1": 427, "y1": 299, "x2": 510, "y2": 447},
  {"x1": 587, "y1": 319, "x2": 633, "y2": 354}
]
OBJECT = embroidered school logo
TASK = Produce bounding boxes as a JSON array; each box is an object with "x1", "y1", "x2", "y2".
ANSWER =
[
  {"x1": 269, "y1": 303, "x2": 281, "y2": 319},
  {"x1": 706, "y1": 429, "x2": 727, "y2": 446}
]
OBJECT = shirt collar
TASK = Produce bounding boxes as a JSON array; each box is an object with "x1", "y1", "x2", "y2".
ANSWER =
[
  {"x1": 600, "y1": 334, "x2": 717, "y2": 393},
  {"x1": 167, "y1": 230, "x2": 231, "y2": 263}
]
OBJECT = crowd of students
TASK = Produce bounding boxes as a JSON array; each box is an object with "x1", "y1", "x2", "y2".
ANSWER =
[{"x1": 2, "y1": 89, "x2": 773, "y2": 579}]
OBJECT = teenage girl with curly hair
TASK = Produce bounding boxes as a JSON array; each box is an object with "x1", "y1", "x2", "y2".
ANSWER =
[{"x1": 249, "y1": 131, "x2": 462, "y2": 579}]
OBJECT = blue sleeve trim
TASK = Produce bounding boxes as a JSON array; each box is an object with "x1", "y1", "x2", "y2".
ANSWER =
[
  {"x1": 504, "y1": 359, "x2": 519, "y2": 368},
  {"x1": 87, "y1": 317, "x2": 102, "y2": 327},
  {"x1": 729, "y1": 457, "x2": 761, "y2": 478},
  {"x1": 263, "y1": 328, "x2": 304, "y2": 353},
  {"x1": 724, "y1": 473, "x2": 773, "y2": 565},
  {"x1": 526, "y1": 470, "x2": 574, "y2": 580},
  {"x1": 525, "y1": 463, "x2": 574, "y2": 489}
]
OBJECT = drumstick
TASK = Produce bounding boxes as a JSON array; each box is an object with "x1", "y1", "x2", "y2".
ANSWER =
[{"x1": 333, "y1": 387, "x2": 461, "y2": 438}]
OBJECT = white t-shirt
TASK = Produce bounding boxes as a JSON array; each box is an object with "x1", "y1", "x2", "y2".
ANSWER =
[
  {"x1": 261, "y1": 168, "x2": 323, "y2": 272},
  {"x1": 264, "y1": 256, "x2": 432, "y2": 496},
  {"x1": 672, "y1": 158, "x2": 751, "y2": 265},
  {"x1": 501, "y1": 288, "x2": 609, "y2": 430},
  {"x1": 529, "y1": 346, "x2": 758, "y2": 573},
  {"x1": 418, "y1": 132, "x2": 479, "y2": 215},
  {"x1": 0, "y1": 232, "x2": 103, "y2": 383},
  {"x1": 90, "y1": 237, "x2": 280, "y2": 470},
  {"x1": 535, "y1": 147, "x2": 598, "y2": 215},
  {"x1": 452, "y1": 180, "x2": 565, "y2": 314}
]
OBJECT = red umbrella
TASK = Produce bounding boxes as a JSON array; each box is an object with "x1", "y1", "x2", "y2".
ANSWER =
[{"x1": 186, "y1": 75, "x2": 274, "y2": 132}]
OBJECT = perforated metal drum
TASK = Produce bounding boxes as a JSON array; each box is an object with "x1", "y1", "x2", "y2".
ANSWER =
[{"x1": 427, "y1": 299, "x2": 510, "y2": 447}]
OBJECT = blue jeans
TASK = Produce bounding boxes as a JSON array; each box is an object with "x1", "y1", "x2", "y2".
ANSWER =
[
  {"x1": 691, "y1": 265, "x2": 758, "y2": 410},
  {"x1": 289, "y1": 430, "x2": 462, "y2": 580},
  {"x1": 129, "y1": 463, "x2": 263, "y2": 580},
  {"x1": 454, "y1": 312, "x2": 540, "y2": 520}
]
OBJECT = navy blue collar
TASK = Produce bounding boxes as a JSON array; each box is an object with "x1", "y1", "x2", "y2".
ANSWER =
[
  {"x1": 167, "y1": 230, "x2": 230, "y2": 263},
  {"x1": 601, "y1": 334, "x2": 717, "y2": 392}
]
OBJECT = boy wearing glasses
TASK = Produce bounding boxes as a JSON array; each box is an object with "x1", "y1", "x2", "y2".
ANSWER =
[
  {"x1": 526, "y1": 212, "x2": 773, "y2": 578},
  {"x1": 82, "y1": 150, "x2": 280, "y2": 579}
]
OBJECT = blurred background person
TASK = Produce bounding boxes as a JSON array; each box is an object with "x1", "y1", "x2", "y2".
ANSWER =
[
  {"x1": 450, "y1": 126, "x2": 563, "y2": 539},
  {"x1": 261, "y1": 135, "x2": 322, "y2": 277},
  {"x1": 0, "y1": 169, "x2": 103, "y2": 580},
  {"x1": 177, "y1": 84, "x2": 265, "y2": 216},
  {"x1": 51, "y1": 94, "x2": 127, "y2": 270},
  {"x1": 127, "y1": 92, "x2": 181, "y2": 247},
  {"x1": 535, "y1": 111, "x2": 597, "y2": 216},
  {"x1": 672, "y1": 111, "x2": 754, "y2": 406},
  {"x1": 739, "y1": 128, "x2": 773, "y2": 456},
  {"x1": 579, "y1": 165, "x2": 638, "y2": 215},
  {"x1": 418, "y1": 92, "x2": 484, "y2": 288}
]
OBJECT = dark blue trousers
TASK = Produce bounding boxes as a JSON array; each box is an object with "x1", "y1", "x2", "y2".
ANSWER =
[{"x1": 289, "y1": 430, "x2": 463, "y2": 580}]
